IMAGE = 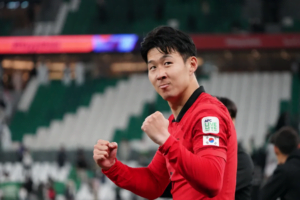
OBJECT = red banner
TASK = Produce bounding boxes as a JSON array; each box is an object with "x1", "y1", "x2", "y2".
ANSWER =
[
  {"x1": 0, "y1": 35, "x2": 93, "y2": 54},
  {"x1": 191, "y1": 33, "x2": 300, "y2": 50},
  {"x1": 0, "y1": 33, "x2": 300, "y2": 54}
]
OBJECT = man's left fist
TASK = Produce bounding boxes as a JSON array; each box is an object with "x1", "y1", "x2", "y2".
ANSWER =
[{"x1": 141, "y1": 111, "x2": 170, "y2": 146}]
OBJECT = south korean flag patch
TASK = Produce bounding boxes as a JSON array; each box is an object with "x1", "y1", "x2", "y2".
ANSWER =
[{"x1": 203, "y1": 135, "x2": 219, "y2": 146}]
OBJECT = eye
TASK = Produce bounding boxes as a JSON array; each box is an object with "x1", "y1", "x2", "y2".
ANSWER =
[
  {"x1": 164, "y1": 62, "x2": 172, "y2": 66},
  {"x1": 149, "y1": 66, "x2": 156, "y2": 70}
]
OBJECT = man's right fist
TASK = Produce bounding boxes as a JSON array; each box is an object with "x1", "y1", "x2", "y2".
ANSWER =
[{"x1": 93, "y1": 140, "x2": 118, "y2": 170}]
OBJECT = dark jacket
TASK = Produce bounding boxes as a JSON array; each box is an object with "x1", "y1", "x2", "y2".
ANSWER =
[
  {"x1": 235, "y1": 144, "x2": 254, "y2": 200},
  {"x1": 260, "y1": 149, "x2": 300, "y2": 200}
]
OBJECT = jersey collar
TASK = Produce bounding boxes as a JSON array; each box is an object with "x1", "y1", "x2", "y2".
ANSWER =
[{"x1": 173, "y1": 86, "x2": 205, "y2": 122}]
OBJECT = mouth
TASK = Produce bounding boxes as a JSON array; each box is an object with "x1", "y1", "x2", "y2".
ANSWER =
[{"x1": 159, "y1": 83, "x2": 169, "y2": 89}]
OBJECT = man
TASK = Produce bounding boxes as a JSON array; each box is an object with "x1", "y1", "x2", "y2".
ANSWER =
[
  {"x1": 161, "y1": 96, "x2": 253, "y2": 199},
  {"x1": 93, "y1": 26, "x2": 237, "y2": 200},
  {"x1": 217, "y1": 97, "x2": 253, "y2": 200},
  {"x1": 260, "y1": 127, "x2": 300, "y2": 200}
]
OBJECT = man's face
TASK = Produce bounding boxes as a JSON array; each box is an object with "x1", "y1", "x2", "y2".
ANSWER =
[{"x1": 147, "y1": 48, "x2": 195, "y2": 101}]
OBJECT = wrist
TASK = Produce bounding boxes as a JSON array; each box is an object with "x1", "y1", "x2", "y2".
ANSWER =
[
  {"x1": 158, "y1": 132, "x2": 170, "y2": 146},
  {"x1": 101, "y1": 159, "x2": 116, "y2": 171}
]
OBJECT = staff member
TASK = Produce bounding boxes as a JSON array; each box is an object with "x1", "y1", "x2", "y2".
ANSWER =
[
  {"x1": 217, "y1": 97, "x2": 253, "y2": 200},
  {"x1": 260, "y1": 127, "x2": 300, "y2": 200}
]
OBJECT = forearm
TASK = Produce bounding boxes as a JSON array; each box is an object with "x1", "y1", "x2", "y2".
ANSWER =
[
  {"x1": 103, "y1": 160, "x2": 168, "y2": 199},
  {"x1": 160, "y1": 136, "x2": 226, "y2": 197}
]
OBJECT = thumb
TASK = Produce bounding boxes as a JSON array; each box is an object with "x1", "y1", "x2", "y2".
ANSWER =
[
  {"x1": 108, "y1": 142, "x2": 118, "y2": 149},
  {"x1": 109, "y1": 142, "x2": 118, "y2": 158}
]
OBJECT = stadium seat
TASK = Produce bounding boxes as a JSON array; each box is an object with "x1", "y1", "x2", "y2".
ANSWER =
[{"x1": 20, "y1": 72, "x2": 291, "y2": 152}]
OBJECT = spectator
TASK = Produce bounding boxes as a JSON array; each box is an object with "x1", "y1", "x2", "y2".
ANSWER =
[
  {"x1": 155, "y1": 0, "x2": 165, "y2": 21},
  {"x1": 57, "y1": 146, "x2": 67, "y2": 168},
  {"x1": 47, "y1": 184, "x2": 56, "y2": 200},
  {"x1": 0, "y1": 56, "x2": 3, "y2": 97},
  {"x1": 76, "y1": 149, "x2": 89, "y2": 183},
  {"x1": 37, "y1": 60, "x2": 49, "y2": 85},
  {"x1": 291, "y1": 59, "x2": 300, "y2": 78},
  {"x1": 96, "y1": 0, "x2": 107, "y2": 22},
  {"x1": 63, "y1": 63, "x2": 72, "y2": 86},
  {"x1": 37, "y1": 183, "x2": 46, "y2": 200},
  {"x1": 23, "y1": 176, "x2": 34, "y2": 199},
  {"x1": 18, "y1": 186, "x2": 28, "y2": 200},
  {"x1": 12, "y1": 70, "x2": 22, "y2": 92},
  {"x1": 22, "y1": 149, "x2": 33, "y2": 177},
  {"x1": 17, "y1": 143, "x2": 26, "y2": 162},
  {"x1": 260, "y1": 127, "x2": 300, "y2": 200},
  {"x1": 0, "y1": 100, "x2": 12, "y2": 151},
  {"x1": 64, "y1": 180, "x2": 75, "y2": 200},
  {"x1": 75, "y1": 62, "x2": 85, "y2": 86}
]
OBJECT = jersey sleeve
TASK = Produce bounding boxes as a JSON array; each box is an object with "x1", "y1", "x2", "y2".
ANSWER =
[
  {"x1": 192, "y1": 106, "x2": 230, "y2": 161},
  {"x1": 102, "y1": 150, "x2": 170, "y2": 200}
]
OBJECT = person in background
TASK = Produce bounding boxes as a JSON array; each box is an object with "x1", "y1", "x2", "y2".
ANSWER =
[
  {"x1": 37, "y1": 183, "x2": 46, "y2": 200},
  {"x1": 63, "y1": 62, "x2": 72, "y2": 86},
  {"x1": 64, "y1": 180, "x2": 75, "y2": 200},
  {"x1": 47, "y1": 184, "x2": 56, "y2": 200},
  {"x1": 22, "y1": 148, "x2": 33, "y2": 177},
  {"x1": 0, "y1": 100, "x2": 12, "y2": 151},
  {"x1": 217, "y1": 97, "x2": 254, "y2": 200},
  {"x1": 75, "y1": 62, "x2": 85, "y2": 86},
  {"x1": 57, "y1": 146, "x2": 67, "y2": 168},
  {"x1": 260, "y1": 127, "x2": 300, "y2": 200},
  {"x1": 17, "y1": 143, "x2": 26, "y2": 162},
  {"x1": 37, "y1": 59, "x2": 49, "y2": 85},
  {"x1": 23, "y1": 176, "x2": 34, "y2": 199},
  {"x1": 76, "y1": 149, "x2": 89, "y2": 183},
  {"x1": 0, "y1": 56, "x2": 3, "y2": 97}
]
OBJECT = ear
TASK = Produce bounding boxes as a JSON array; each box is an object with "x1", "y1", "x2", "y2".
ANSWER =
[
  {"x1": 188, "y1": 56, "x2": 198, "y2": 75},
  {"x1": 232, "y1": 118, "x2": 236, "y2": 126}
]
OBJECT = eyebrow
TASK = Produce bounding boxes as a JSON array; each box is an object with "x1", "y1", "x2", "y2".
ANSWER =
[{"x1": 147, "y1": 55, "x2": 172, "y2": 64}]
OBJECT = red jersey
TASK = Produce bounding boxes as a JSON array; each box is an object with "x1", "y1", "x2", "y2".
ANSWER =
[{"x1": 103, "y1": 86, "x2": 237, "y2": 200}]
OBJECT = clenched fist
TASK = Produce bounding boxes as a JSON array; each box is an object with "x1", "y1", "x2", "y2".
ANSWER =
[
  {"x1": 141, "y1": 111, "x2": 170, "y2": 146},
  {"x1": 93, "y1": 140, "x2": 118, "y2": 170}
]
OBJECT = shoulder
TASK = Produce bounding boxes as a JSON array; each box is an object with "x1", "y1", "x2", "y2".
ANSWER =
[
  {"x1": 273, "y1": 164, "x2": 289, "y2": 176},
  {"x1": 191, "y1": 93, "x2": 231, "y2": 123}
]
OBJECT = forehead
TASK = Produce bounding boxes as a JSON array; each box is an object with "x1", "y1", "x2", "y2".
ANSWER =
[{"x1": 147, "y1": 48, "x2": 182, "y2": 62}]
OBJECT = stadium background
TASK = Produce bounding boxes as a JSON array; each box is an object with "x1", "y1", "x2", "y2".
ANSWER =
[{"x1": 0, "y1": 0, "x2": 300, "y2": 199}]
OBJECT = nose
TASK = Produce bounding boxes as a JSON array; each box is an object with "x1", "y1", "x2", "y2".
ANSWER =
[{"x1": 156, "y1": 66, "x2": 167, "y2": 81}]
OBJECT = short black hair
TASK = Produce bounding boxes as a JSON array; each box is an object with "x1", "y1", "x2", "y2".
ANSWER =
[
  {"x1": 216, "y1": 97, "x2": 237, "y2": 119},
  {"x1": 273, "y1": 127, "x2": 299, "y2": 155},
  {"x1": 140, "y1": 26, "x2": 197, "y2": 63}
]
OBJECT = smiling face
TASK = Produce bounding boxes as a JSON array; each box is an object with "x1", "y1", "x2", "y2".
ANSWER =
[{"x1": 147, "y1": 48, "x2": 198, "y2": 101}]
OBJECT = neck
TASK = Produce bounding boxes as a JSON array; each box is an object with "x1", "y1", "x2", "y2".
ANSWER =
[
  {"x1": 168, "y1": 78, "x2": 199, "y2": 120},
  {"x1": 277, "y1": 154, "x2": 288, "y2": 164}
]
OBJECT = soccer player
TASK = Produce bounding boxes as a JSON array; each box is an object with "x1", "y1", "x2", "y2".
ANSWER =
[
  {"x1": 93, "y1": 26, "x2": 237, "y2": 200},
  {"x1": 217, "y1": 97, "x2": 253, "y2": 200},
  {"x1": 260, "y1": 127, "x2": 300, "y2": 200}
]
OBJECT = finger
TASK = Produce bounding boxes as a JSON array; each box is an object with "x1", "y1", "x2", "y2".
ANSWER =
[
  {"x1": 94, "y1": 144, "x2": 109, "y2": 151},
  {"x1": 94, "y1": 148, "x2": 109, "y2": 156},
  {"x1": 155, "y1": 111, "x2": 162, "y2": 115},
  {"x1": 108, "y1": 142, "x2": 118, "y2": 149},
  {"x1": 97, "y1": 140, "x2": 109, "y2": 145},
  {"x1": 94, "y1": 150, "x2": 109, "y2": 158},
  {"x1": 93, "y1": 154, "x2": 106, "y2": 161}
]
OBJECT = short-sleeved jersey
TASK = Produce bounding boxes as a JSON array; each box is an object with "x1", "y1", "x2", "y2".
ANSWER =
[{"x1": 162, "y1": 86, "x2": 237, "y2": 200}]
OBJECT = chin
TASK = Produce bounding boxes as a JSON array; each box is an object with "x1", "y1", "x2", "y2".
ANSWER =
[{"x1": 160, "y1": 92, "x2": 176, "y2": 101}]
